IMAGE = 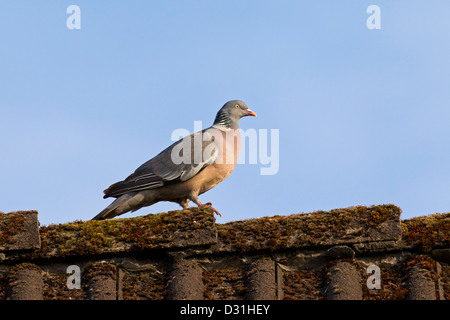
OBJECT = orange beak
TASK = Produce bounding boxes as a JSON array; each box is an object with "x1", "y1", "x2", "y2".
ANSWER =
[{"x1": 247, "y1": 109, "x2": 257, "y2": 117}]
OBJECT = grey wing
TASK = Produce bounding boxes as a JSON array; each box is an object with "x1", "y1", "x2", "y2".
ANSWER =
[{"x1": 103, "y1": 131, "x2": 219, "y2": 198}]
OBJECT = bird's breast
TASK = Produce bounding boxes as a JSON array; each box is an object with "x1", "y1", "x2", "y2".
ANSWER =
[
  {"x1": 197, "y1": 162, "x2": 236, "y2": 195},
  {"x1": 207, "y1": 127, "x2": 241, "y2": 166},
  {"x1": 177, "y1": 127, "x2": 242, "y2": 197}
]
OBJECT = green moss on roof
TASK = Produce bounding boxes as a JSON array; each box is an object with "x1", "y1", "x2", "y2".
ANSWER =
[
  {"x1": 402, "y1": 212, "x2": 450, "y2": 252},
  {"x1": 2, "y1": 204, "x2": 446, "y2": 259},
  {"x1": 216, "y1": 204, "x2": 401, "y2": 252},
  {"x1": 0, "y1": 211, "x2": 29, "y2": 246},
  {"x1": 38, "y1": 206, "x2": 216, "y2": 257}
]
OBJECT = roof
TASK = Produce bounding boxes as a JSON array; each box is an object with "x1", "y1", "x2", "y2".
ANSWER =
[{"x1": 0, "y1": 204, "x2": 449, "y2": 300}]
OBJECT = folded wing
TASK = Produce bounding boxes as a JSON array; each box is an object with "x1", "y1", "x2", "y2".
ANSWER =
[{"x1": 103, "y1": 131, "x2": 219, "y2": 198}]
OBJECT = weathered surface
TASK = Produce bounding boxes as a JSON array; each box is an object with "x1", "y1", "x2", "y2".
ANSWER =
[
  {"x1": 0, "y1": 204, "x2": 449, "y2": 300},
  {"x1": 404, "y1": 255, "x2": 439, "y2": 300},
  {"x1": 85, "y1": 262, "x2": 118, "y2": 300},
  {"x1": 431, "y1": 248, "x2": 450, "y2": 264},
  {"x1": 216, "y1": 205, "x2": 402, "y2": 252},
  {"x1": 167, "y1": 260, "x2": 204, "y2": 300},
  {"x1": 402, "y1": 212, "x2": 450, "y2": 252},
  {"x1": 6, "y1": 263, "x2": 43, "y2": 300},
  {"x1": 325, "y1": 261, "x2": 363, "y2": 300},
  {"x1": 0, "y1": 211, "x2": 40, "y2": 252},
  {"x1": 37, "y1": 207, "x2": 217, "y2": 258},
  {"x1": 326, "y1": 245, "x2": 355, "y2": 260},
  {"x1": 246, "y1": 259, "x2": 277, "y2": 300},
  {"x1": 406, "y1": 265, "x2": 436, "y2": 300}
]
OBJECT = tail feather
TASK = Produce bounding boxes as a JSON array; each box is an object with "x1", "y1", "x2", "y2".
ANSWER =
[{"x1": 92, "y1": 193, "x2": 137, "y2": 220}]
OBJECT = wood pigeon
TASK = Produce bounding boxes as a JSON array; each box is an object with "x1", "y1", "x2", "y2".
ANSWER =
[{"x1": 92, "y1": 100, "x2": 256, "y2": 220}]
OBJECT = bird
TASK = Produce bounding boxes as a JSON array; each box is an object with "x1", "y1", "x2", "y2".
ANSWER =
[{"x1": 92, "y1": 100, "x2": 256, "y2": 220}]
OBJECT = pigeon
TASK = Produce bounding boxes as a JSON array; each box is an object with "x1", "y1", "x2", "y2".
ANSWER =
[{"x1": 92, "y1": 100, "x2": 256, "y2": 220}]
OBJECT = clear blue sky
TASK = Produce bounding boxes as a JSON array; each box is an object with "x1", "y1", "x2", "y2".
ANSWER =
[{"x1": 1, "y1": 1, "x2": 450, "y2": 225}]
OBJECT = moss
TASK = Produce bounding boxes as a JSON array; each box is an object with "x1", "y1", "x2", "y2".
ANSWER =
[
  {"x1": 321, "y1": 258, "x2": 410, "y2": 300},
  {"x1": 403, "y1": 255, "x2": 437, "y2": 273},
  {"x1": 83, "y1": 262, "x2": 117, "y2": 283},
  {"x1": 440, "y1": 265, "x2": 450, "y2": 300},
  {"x1": 203, "y1": 269, "x2": 246, "y2": 300},
  {"x1": 38, "y1": 206, "x2": 215, "y2": 257},
  {"x1": 364, "y1": 205, "x2": 396, "y2": 226},
  {"x1": 402, "y1": 212, "x2": 450, "y2": 252},
  {"x1": 122, "y1": 270, "x2": 167, "y2": 300},
  {"x1": 402, "y1": 255, "x2": 441, "y2": 299},
  {"x1": 363, "y1": 266, "x2": 408, "y2": 300},
  {"x1": 217, "y1": 204, "x2": 400, "y2": 252},
  {"x1": 283, "y1": 270, "x2": 324, "y2": 300},
  {"x1": 40, "y1": 220, "x2": 115, "y2": 256},
  {"x1": 359, "y1": 261, "x2": 408, "y2": 300},
  {"x1": 7, "y1": 263, "x2": 43, "y2": 294},
  {"x1": 8, "y1": 262, "x2": 41, "y2": 274},
  {"x1": 43, "y1": 272, "x2": 84, "y2": 300},
  {"x1": 0, "y1": 272, "x2": 7, "y2": 300},
  {"x1": 0, "y1": 211, "x2": 28, "y2": 245}
]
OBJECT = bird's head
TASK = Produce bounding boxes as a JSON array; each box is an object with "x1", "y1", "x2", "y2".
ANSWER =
[{"x1": 213, "y1": 100, "x2": 256, "y2": 129}]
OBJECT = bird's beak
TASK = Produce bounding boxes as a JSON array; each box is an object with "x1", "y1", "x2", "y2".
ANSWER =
[{"x1": 246, "y1": 109, "x2": 257, "y2": 117}]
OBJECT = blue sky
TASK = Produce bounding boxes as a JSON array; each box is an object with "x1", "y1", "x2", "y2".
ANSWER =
[{"x1": 1, "y1": 1, "x2": 449, "y2": 225}]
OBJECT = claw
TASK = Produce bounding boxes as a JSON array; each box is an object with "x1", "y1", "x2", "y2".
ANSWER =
[
  {"x1": 194, "y1": 200, "x2": 222, "y2": 217},
  {"x1": 204, "y1": 202, "x2": 222, "y2": 217}
]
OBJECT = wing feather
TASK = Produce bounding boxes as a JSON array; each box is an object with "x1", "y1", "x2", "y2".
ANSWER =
[{"x1": 103, "y1": 130, "x2": 219, "y2": 198}]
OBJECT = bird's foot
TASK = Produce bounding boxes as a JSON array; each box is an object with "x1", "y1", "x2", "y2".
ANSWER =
[
  {"x1": 196, "y1": 201, "x2": 222, "y2": 217},
  {"x1": 204, "y1": 202, "x2": 222, "y2": 217}
]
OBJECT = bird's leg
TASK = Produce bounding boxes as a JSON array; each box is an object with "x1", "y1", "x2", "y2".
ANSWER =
[
  {"x1": 204, "y1": 202, "x2": 222, "y2": 217},
  {"x1": 191, "y1": 198, "x2": 222, "y2": 217},
  {"x1": 178, "y1": 198, "x2": 190, "y2": 210}
]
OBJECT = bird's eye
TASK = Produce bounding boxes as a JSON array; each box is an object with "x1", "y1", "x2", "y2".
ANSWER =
[{"x1": 234, "y1": 104, "x2": 240, "y2": 109}]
